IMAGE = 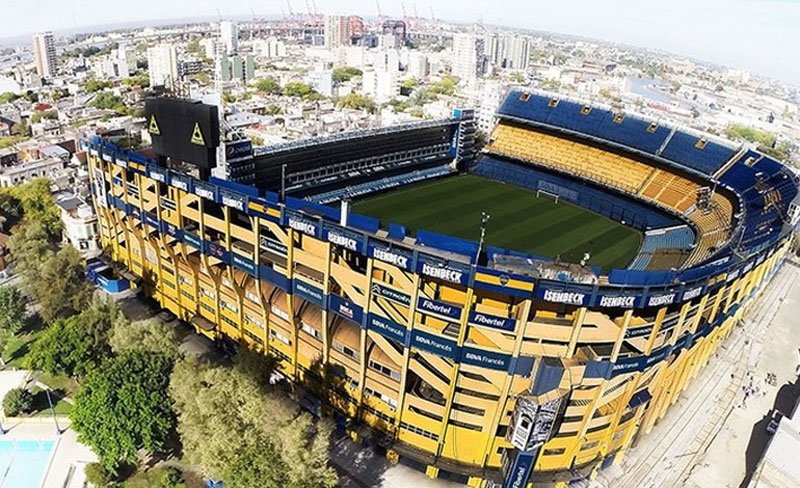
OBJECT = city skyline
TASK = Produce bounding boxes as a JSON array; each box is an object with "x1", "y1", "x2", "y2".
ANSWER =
[{"x1": 1, "y1": 0, "x2": 798, "y2": 86}]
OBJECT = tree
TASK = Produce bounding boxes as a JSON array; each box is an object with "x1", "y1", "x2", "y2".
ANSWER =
[
  {"x1": 122, "y1": 74, "x2": 150, "y2": 88},
  {"x1": 27, "y1": 298, "x2": 118, "y2": 377},
  {"x1": 265, "y1": 104, "x2": 282, "y2": 115},
  {"x1": 7, "y1": 220, "x2": 54, "y2": 281},
  {"x1": 332, "y1": 67, "x2": 362, "y2": 83},
  {"x1": 84, "y1": 463, "x2": 112, "y2": 487},
  {"x1": 71, "y1": 350, "x2": 175, "y2": 473},
  {"x1": 5, "y1": 178, "x2": 63, "y2": 234},
  {"x1": 255, "y1": 76, "x2": 281, "y2": 95},
  {"x1": 186, "y1": 38, "x2": 202, "y2": 55},
  {"x1": 110, "y1": 318, "x2": 180, "y2": 358},
  {"x1": 338, "y1": 93, "x2": 376, "y2": 113},
  {"x1": 0, "y1": 286, "x2": 26, "y2": 335},
  {"x1": 90, "y1": 91, "x2": 125, "y2": 112},
  {"x1": 401, "y1": 78, "x2": 419, "y2": 90},
  {"x1": 31, "y1": 246, "x2": 93, "y2": 322},
  {"x1": 10, "y1": 121, "x2": 28, "y2": 136},
  {"x1": 3, "y1": 387, "x2": 33, "y2": 416},
  {"x1": 170, "y1": 352, "x2": 337, "y2": 488},
  {"x1": 0, "y1": 92, "x2": 19, "y2": 104},
  {"x1": 85, "y1": 79, "x2": 113, "y2": 93},
  {"x1": 282, "y1": 82, "x2": 322, "y2": 101}
]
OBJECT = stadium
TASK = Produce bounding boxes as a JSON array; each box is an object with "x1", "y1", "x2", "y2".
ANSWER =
[{"x1": 84, "y1": 89, "x2": 799, "y2": 488}]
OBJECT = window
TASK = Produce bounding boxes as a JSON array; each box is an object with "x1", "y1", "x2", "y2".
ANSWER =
[
  {"x1": 178, "y1": 275, "x2": 193, "y2": 286},
  {"x1": 271, "y1": 305, "x2": 290, "y2": 322},
  {"x1": 369, "y1": 360, "x2": 400, "y2": 380},
  {"x1": 246, "y1": 290, "x2": 260, "y2": 304},
  {"x1": 647, "y1": 122, "x2": 658, "y2": 133},
  {"x1": 180, "y1": 290, "x2": 195, "y2": 301},
  {"x1": 580, "y1": 441, "x2": 600, "y2": 451},
  {"x1": 450, "y1": 420, "x2": 482, "y2": 432},
  {"x1": 365, "y1": 387, "x2": 398, "y2": 409},
  {"x1": 245, "y1": 313, "x2": 264, "y2": 328},
  {"x1": 300, "y1": 322, "x2": 321, "y2": 340},
  {"x1": 613, "y1": 113, "x2": 625, "y2": 124},
  {"x1": 220, "y1": 300, "x2": 238, "y2": 313},
  {"x1": 543, "y1": 448, "x2": 566, "y2": 456},
  {"x1": 581, "y1": 105, "x2": 591, "y2": 115},
  {"x1": 400, "y1": 422, "x2": 439, "y2": 441},
  {"x1": 519, "y1": 93, "x2": 530, "y2": 102},
  {"x1": 270, "y1": 329, "x2": 291, "y2": 346},
  {"x1": 548, "y1": 98, "x2": 559, "y2": 108},
  {"x1": 332, "y1": 341, "x2": 360, "y2": 361},
  {"x1": 364, "y1": 405, "x2": 394, "y2": 424}
]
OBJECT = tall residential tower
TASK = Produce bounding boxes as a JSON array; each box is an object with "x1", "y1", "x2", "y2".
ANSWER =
[{"x1": 32, "y1": 31, "x2": 56, "y2": 79}]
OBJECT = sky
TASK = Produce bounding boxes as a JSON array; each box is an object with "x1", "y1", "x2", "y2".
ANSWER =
[{"x1": 1, "y1": 0, "x2": 799, "y2": 85}]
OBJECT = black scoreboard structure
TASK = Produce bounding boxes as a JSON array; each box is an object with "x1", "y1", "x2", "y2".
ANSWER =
[{"x1": 145, "y1": 97, "x2": 220, "y2": 177}]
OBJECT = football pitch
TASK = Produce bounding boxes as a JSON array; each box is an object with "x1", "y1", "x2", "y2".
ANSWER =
[{"x1": 352, "y1": 175, "x2": 642, "y2": 271}]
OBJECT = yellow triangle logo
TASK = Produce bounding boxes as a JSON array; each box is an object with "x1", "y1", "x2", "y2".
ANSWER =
[
  {"x1": 148, "y1": 115, "x2": 160, "y2": 135},
  {"x1": 190, "y1": 122, "x2": 205, "y2": 146}
]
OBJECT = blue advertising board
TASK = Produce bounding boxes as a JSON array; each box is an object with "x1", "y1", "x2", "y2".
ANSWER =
[
  {"x1": 411, "y1": 329, "x2": 459, "y2": 360},
  {"x1": 417, "y1": 296, "x2": 462, "y2": 320},
  {"x1": 329, "y1": 294, "x2": 364, "y2": 325},
  {"x1": 367, "y1": 313, "x2": 408, "y2": 344}
]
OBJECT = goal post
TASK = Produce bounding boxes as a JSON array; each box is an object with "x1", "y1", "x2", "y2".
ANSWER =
[{"x1": 536, "y1": 189, "x2": 560, "y2": 204}]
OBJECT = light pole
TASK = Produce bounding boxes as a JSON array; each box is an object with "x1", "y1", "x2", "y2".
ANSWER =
[
  {"x1": 476, "y1": 212, "x2": 490, "y2": 264},
  {"x1": 45, "y1": 388, "x2": 61, "y2": 435}
]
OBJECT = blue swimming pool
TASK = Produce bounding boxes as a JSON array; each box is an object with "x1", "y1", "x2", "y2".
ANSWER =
[{"x1": 0, "y1": 440, "x2": 55, "y2": 488}]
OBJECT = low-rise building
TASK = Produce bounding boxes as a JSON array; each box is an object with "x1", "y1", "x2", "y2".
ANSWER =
[
  {"x1": 0, "y1": 157, "x2": 64, "y2": 187},
  {"x1": 55, "y1": 192, "x2": 100, "y2": 256}
]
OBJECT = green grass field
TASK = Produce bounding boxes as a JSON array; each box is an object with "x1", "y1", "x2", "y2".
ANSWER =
[{"x1": 353, "y1": 175, "x2": 641, "y2": 271}]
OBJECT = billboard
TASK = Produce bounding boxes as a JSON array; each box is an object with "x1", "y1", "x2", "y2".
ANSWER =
[{"x1": 145, "y1": 97, "x2": 220, "y2": 169}]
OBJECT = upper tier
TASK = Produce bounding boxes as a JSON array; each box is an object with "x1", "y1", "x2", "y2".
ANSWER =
[{"x1": 497, "y1": 90, "x2": 737, "y2": 176}]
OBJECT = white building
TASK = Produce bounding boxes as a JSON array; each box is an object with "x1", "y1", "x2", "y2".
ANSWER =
[
  {"x1": 32, "y1": 32, "x2": 56, "y2": 79},
  {"x1": 362, "y1": 69, "x2": 398, "y2": 102},
  {"x1": 305, "y1": 65, "x2": 334, "y2": 97},
  {"x1": 476, "y1": 80, "x2": 508, "y2": 133},
  {"x1": 0, "y1": 158, "x2": 64, "y2": 188},
  {"x1": 486, "y1": 33, "x2": 530, "y2": 70},
  {"x1": 256, "y1": 37, "x2": 286, "y2": 58},
  {"x1": 406, "y1": 51, "x2": 429, "y2": 79},
  {"x1": 56, "y1": 193, "x2": 99, "y2": 256},
  {"x1": 452, "y1": 33, "x2": 486, "y2": 84},
  {"x1": 220, "y1": 21, "x2": 239, "y2": 55},
  {"x1": 147, "y1": 44, "x2": 179, "y2": 89}
]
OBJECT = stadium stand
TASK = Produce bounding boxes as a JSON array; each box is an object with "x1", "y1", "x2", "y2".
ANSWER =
[
  {"x1": 719, "y1": 150, "x2": 799, "y2": 254},
  {"x1": 658, "y1": 131, "x2": 736, "y2": 175},
  {"x1": 488, "y1": 123, "x2": 655, "y2": 193},
  {"x1": 496, "y1": 90, "x2": 740, "y2": 176},
  {"x1": 497, "y1": 91, "x2": 672, "y2": 154},
  {"x1": 484, "y1": 121, "x2": 736, "y2": 268},
  {"x1": 308, "y1": 165, "x2": 456, "y2": 204},
  {"x1": 628, "y1": 226, "x2": 694, "y2": 271}
]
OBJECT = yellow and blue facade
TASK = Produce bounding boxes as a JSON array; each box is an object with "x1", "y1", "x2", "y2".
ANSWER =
[{"x1": 84, "y1": 136, "x2": 793, "y2": 487}]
